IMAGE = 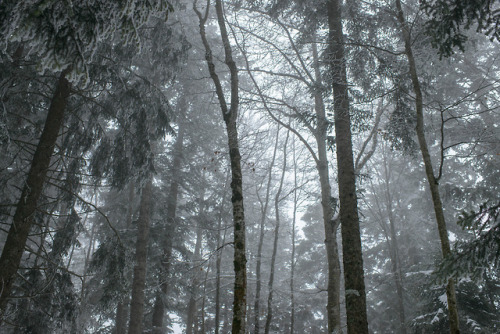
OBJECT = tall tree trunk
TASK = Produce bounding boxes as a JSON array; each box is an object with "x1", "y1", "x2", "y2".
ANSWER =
[
  {"x1": 312, "y1": 40, "x2": 343, "y2": 333},
  {"x1": 151, "y1": 121, "x2": 185, "y2": 334},
  {"x1": 128, "y1": 178, "x2": 153, "y2": 334},
  {"x1": 0, "y1": 69, "x2": 71, "y2": 318},
  {"x1": 264, "y1": 131, "x2": 289, "y2": 334},
  {"x1": 290, "y1": 139, "x2": 298, "y2": 334},
  {"x1": 254, "y1": 126, "x2": 281, "y2": 334},
  {"x1": 395, "y1": 1, "x2": 460, "y2": 333},
  {"x1": 194, "y1": 1, "x2": 247, "y2": 332},
  {"x1": 327, "y1": 1, "x2": 369, "y2": 333}
]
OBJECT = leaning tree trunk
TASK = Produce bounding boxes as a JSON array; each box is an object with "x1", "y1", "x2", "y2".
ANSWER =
[
  {"x1": 0, "y1": 69, "x2": 71, "y2": 318},
  {"x1": 128, "y1": 178, "x2": 153, "y2": 334},
  {"x1": 151, "y1": 120, "x2": 185, "y2": 334},
  {"x1": 395, "y1": 1, "x2": 460, "y2": 333},
  {"x1": 327, "y1": 1, "x2": 369, "y2": 333},
  {"x1": 264, "y1": 131, "x2": 289, "y2": 334},
  {"x1": 194, "y1": 1, "x2": 247, "y2": 332}
]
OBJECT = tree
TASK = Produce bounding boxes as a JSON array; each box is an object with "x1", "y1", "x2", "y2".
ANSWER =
[
  {"x1": 421, "y1": 0, "x2": 500, "y2": 57},
  {"x1": 327, "y1": 0, "x2": 369, "y2": 332},
  {"x1": 194, "y1": 1, "x2": 247, "y2": 332},
  {"x1": 395, "y1": 0, "x2": 460, "y2": 332},
  {"x1": 127, "y1": 178, "x2": 153, "y2": 334},
  {"x1": 0, "y1": 0, "x2": 172, "y2": 319},
  {"x1": 264, "y1": 130, "x2": 289, "y2": 334},
  {"x1": 253, "y1": 125, "x2": 281, "y2": 334}
]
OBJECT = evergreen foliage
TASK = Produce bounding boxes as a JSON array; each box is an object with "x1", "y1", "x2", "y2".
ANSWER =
[{"x1": 421, "y1": 0, "x2": 500, "y2": 56}]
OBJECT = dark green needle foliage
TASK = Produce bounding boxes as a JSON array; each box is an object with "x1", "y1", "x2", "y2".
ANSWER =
[{"x1": 421, "y1": 0, "x2": 500, "y2": 57}]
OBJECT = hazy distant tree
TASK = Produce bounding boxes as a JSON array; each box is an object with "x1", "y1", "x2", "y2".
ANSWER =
[{"x1": 128, "y1": 178, "x2": 153, "y2": 334}]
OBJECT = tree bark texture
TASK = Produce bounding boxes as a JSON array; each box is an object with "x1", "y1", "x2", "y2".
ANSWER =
[
  {"x1": 395, "y1": 1, "x2": 460, "y2": 333},
  {"x1": 0, "y1": 69, "x2": 71, "y2": 318},
  {"x1": 194, "y1": 1, "x2": 247, "y2": 332},
  {"x1": 151, "y1": 122, "x2": 184, "y2": 334},
  {"x1": 128, "y1": 178, "x2": 153, "y2": 334},
  {"x1": 327, "y1": 1, "x2": 369, "y2": 333}
]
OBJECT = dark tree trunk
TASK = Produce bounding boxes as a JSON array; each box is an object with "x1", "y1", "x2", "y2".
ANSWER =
[
  {"x1": 395, "y1": 1, "x2": 460, "y2": 332},
  {"x1": 151, "y1": 121, "x2": 184, "y2": 334},
  {"x1": 0, "y1": 69, "x2": 71, "y2": 318},
  {"x1": 128, "y1": 179, "x2": 153, "y2": 334},
  {"x1": 327, "y1": 1, "x2": 369, "y2": 333},
  {"x1": 194, "y1": 1, "x2": 247, "y2": 332}
]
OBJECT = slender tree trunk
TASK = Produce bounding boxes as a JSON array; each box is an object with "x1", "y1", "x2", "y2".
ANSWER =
[
  {"x1": 151, "y1": 121, "x2": 185, "y2": 334},
  {"x1": 388, "y1": 214, "x2": 406, "y2": 334},
  {"x1": 194, "y1": 1, "x2": 247, "y2": 332},
  {"x1": 128, "y1": 178, "x2": 153, "y2": 334},
  {"x1": 312, "y1": 40, "x2": 343, "y2": 333},
  {"x1": 215, "y1": 174, "x2": 229, "y2": 334},
  {"x1": 264, "y1": 131, "x2": 289, "y2": 334},
  {"x1": 0, "y1": 69, "x2": 71, "y2": 318},
  {"x1": 215, "y1": 237, "x2": 222, "y2": 334},
  {"x1": 116, "y1": 183, "x2": 135, "y2": 334},
  {"x1": 327, "y1": 1, "x2": 369, "y2": 333},
  {"x1": 290, "y1": 139, "x2": 297, "y2": 334},
  {"x1": 186, "y1": 217, "x2": 204, "y2": 334},
  {"x1": 382, "y1": 156, "x2": 407, "y2": 334},
  {"x1": 254, "y1": 126, "x2": 281, "y2": 334},
  {"x1": 395, "y1": 1, "x2": 460, "y2": 333},
  {"x1": 200, "y1": 259, "x2": 210, "y2": 334}
]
